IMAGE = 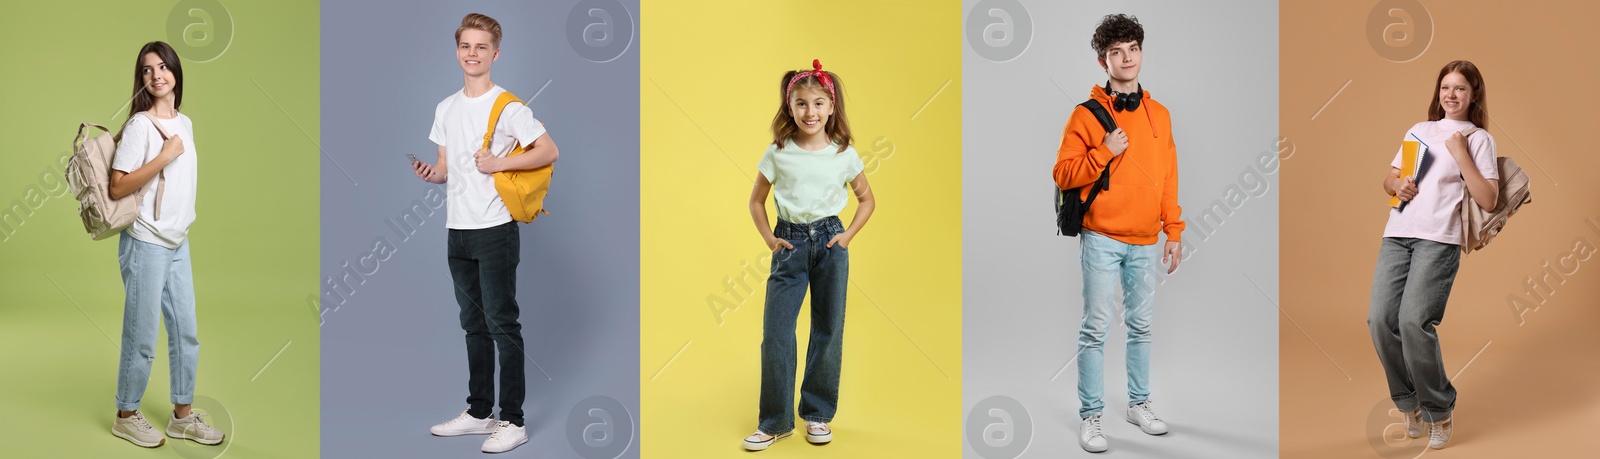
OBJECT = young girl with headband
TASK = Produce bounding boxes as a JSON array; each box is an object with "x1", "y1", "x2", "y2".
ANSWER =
[{"x1": 742, "y1": 59, "x2": 876, "y2": 451}]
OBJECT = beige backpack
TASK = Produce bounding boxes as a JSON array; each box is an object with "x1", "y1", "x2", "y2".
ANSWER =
[
  {"x1": 66, "y1": 114, "x2": 169, "y2": 240},
  {"x1": 1456, "y1": 127, "x2": 1531, "y2": 254}
]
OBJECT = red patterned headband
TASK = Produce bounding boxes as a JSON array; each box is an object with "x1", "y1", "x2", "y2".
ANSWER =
[{"x1": 785, "y1": 59, "x2": 836, "y2": 101}]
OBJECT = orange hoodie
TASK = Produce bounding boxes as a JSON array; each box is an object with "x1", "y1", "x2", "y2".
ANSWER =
[{"x1": 1053, "y1": 85, "x2": 1184, "y2": 245}]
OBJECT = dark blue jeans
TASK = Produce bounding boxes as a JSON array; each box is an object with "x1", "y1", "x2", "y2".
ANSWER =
[
  {"x1": 448, "y1": 221, "x2": 526, "y2": 426},
  {"x1": 759, "y1": 216, "x2": 848, "y2": 435},
  {"x1": 1368, "y1": 237, "x2": 1460, "y2": 422}
]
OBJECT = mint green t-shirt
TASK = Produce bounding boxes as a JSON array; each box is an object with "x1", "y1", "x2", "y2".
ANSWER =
[{"x1": 757, "y1": 140, "x2": 865, "y2": 224}]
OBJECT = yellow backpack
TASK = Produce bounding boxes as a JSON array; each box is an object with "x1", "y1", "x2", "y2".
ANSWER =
[{"x1": 485, "y1": 91, "x2": 553, "y2": 222}]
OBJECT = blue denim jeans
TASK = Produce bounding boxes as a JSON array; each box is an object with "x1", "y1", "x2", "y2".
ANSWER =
[
  {"x1": 1368, "y1": 237, "x2": 1460, "y2": 422},
  {"x1": 758, "y1": 216, "x2": 848, "y2": 435},
  {"x1": 115, "y1": 233, "x2": 199, "y2": 411},
  {"x1": 1076, "y1": 230, "x2": 1157, "y2": 419},
  {"x1": 447, "y1": 221, "x2": 526, "y2": 426}
]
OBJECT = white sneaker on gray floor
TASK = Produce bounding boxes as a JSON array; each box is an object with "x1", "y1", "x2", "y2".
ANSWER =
[
  {"x1": 1126, "y1": 401, "x2": 1169, "y2": 435},
  {"x1": 430, "y1": 409, "x2": 497, "y2": 436},
  {"x1": 481, "y1": 420, "x2": 528, "y2": 453},
  {"x1": 1080, "y1": 412, "x2": 1108, "y2": 453}
]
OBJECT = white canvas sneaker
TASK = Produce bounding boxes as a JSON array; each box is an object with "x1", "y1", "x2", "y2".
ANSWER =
[
  {"x1": 1080, "y1": 412, "x2": 1108, "y2": 453},
  {"x1": 430, "y1": 410, "x2": 497, "y2": 436},
  {"x1": 742, "y1": 430, "x2": 792, "y2": 451},
  {"x1": 481, "y1": 420, "x2": 528, "y2": 453},
  {"x1": 805, "y1": 421, "x2": 832, "y2": 444},
  {"x1": 1403, "y1": 408, "x2": 1423, "y2": 438},
  {"x1": 166, "y1": 410, "x2": 225, "y2": 445},
  {"x1": 1428, "y1": 417, "x2": 1453, "y2": 449},
  {"x1": 1126, "y1": 401, "x2": 1169, "y2": 435},
  {"x1": 112, "y1": 411, "x2": 165, "y2": 448}
]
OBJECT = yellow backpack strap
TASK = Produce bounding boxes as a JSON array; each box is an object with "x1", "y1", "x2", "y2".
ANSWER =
[{"x1": 484, "y1": 91, "x2": 523, "y2": 151}]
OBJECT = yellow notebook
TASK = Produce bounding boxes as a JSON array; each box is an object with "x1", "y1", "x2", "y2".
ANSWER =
[{"x1": 1389, "y1": 139, "x2": 1424, "y2": 208}]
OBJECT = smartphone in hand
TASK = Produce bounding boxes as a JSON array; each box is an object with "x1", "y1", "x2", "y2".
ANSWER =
[{"x1": 406, "y1": 153, "x2": 421, "y2": 165}]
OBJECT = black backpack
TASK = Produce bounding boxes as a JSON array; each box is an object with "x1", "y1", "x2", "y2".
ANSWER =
[{"x1": 1055, "y1": 99, "x2": 1118, "y2": 236}]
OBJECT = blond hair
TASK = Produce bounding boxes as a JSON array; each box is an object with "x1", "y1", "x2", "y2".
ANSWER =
[{"x1": 455, "y1": 13, "x2": 502, "y2": 47}]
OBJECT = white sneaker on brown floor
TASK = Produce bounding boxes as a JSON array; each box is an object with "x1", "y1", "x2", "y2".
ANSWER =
[
  {"x1": 112, "y1": 411, "x2": 165, "y2": 448},
  {"x1": 1403, "y1": 408, "x2": 1423, "y2": 438},
  {"x1": 1428, "y1": 416, "x2": 1453, "y2": 449},
  {"x1": 167, "y1": 409, "x2": 225, "y2": 445}
]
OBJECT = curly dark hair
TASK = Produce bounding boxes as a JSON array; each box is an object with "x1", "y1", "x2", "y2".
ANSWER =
[{"x1": 1090, "y1": 14, "x2": 1144, "y2": 59}]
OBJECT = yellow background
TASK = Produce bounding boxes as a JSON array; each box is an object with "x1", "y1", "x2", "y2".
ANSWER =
[{"x1": 639, "y1": 1, "x2": 963, "y2": 457}]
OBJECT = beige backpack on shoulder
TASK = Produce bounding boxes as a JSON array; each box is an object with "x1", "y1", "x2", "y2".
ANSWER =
[
  {"x1": 66, "y1": 114, "x2": 170, "y2": 240},
  {"x1": 1456, "y1": 127, "x2": 1531, "y2": 255}
]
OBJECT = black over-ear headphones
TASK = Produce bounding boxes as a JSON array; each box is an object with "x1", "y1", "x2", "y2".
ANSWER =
[{"x1": 1106, "y1": 82, "x2": 1143, "y2": 112}]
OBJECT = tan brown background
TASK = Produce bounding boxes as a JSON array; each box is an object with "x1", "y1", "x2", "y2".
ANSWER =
[{"x1": 1281, "y1": 0, "x2": 1600, "y2": 457}]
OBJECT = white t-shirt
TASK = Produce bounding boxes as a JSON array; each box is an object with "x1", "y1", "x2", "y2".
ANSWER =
[
  {"x1": 429, "y1": 85, "x2": 547, "y2": 230},
  {"x1": 757, "y1": 140, "x2": 865, "y2": 224},
  {"x1": 111, "y1": 113, "x2": 198, "y2": 249},
  {"x1": 1383, "y1": 119, "x2": 1498, "y2": 245}
]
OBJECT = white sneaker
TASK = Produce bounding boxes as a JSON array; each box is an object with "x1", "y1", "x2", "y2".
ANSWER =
[
  {"x1": 742, "y1": 430, "x2": 791, "y2": 451},
  {"x1": 1079, "y1": 413, "x2": 1108, "y2": 453},
  {"x1": 481, "y1": 420, "x2": 528, "y2": 453},
  {"x1": 112, "y1": 411, "x2": 165, "y2": 448},
  {"x1": 805, "y1": 421, "x2": 832, "y2": 444},
  {"x1": 1428, "y1": 417, "x2": 1453, "y2": 449},
  {"x1": 430, "y1": 410, "x2": 497, "y2": 436},
  {"x1": 166, "y1": 410, "x2": 225, "y2": 445},
  {"x1": 1126, "y1": 401, "x2": 1169, "y2": 435},
  {"x1": 1403, "y1": 408, "x2": 1423, "y2": 438}
]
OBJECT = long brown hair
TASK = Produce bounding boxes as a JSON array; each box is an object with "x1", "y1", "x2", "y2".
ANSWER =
[
  {"x1": 770, "y1": 69, "x2": 852, "y2": 153},
  {"x1": 1428, "y1": 60, "x2": 1486, "y2": 128},
  {"x1": 116, "y1": 41, "x2": 184, "y2": 141}
]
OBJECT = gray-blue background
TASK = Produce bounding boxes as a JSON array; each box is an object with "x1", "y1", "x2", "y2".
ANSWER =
[
  {"x1": 319, "y1": 1, "x2": 639, "y2": 458},
  {"x1": 961, "y1": 1, "x2": 1279, "y2": 458}
]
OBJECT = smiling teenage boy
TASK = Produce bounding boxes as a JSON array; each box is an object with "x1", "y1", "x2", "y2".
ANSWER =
[
  {"x1": 410, "y1": 12, "x2": 559, "y2": 454},
  {"x1": 1052, "y1": 14, "x2": 1184, "y2": 453}
]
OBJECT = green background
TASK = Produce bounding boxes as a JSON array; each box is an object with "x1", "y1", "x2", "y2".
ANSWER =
[{"x1": 0, "y1": 0, "x2": 319, "y2": 457}]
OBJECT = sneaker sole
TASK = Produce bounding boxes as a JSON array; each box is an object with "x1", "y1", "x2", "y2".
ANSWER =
[
  {"x1": 482, "y1": 436, "x2": 528, "y2": 453},
  {"x1": 431, "y1": 427, "x2": 497, "y2": 437},
  {"x1": 1125, "y1": 416, "x2": 1168, "y2": 435},
  {"x1": 1079, "y1": 439, "x2": 1108, "y2": 453},
  {"x1": 167, "y1": 429, "x2": 224, "y2": 445},
  {"x1": 743, "y1": 432, "x2": 792, "y2": 451},
  {"x1": 113, "y1": 428, "x2": 165, "y2": 448},
  {"x1": 806, "y1": 432, "x2": 831, "y2": 444}
]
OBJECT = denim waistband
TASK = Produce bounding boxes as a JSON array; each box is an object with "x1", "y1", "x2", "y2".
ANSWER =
[{"x1": 774, "y1": 216, "x2": 844, "y2": 240}]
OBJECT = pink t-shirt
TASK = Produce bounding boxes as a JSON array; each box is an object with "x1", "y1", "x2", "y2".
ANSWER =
[{"x1": 1383, "y1": 119, "x2": 1498, "y2": 245}]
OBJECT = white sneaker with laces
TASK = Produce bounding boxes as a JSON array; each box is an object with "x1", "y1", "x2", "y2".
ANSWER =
[
  {"x1": 805, "y1": 421, "x2": 832, "y2": 444},
  {"x1": 167, "y1": 410, "x2": 225, "y2": 445},
  {"x1": 112, "y1": 411, "x2": 165, "y2": 448},
  {"x1": 1080, "y1": 412, "x2": 1108, "y2": 453},
  {"x1": 742, "y1": 430, "x2": 791, "y2": 451},
  {"x1": 1428, "y1": 417, "x2": 1453, "y2": 449},
  {"x1": 430, "y1": 410, "x2": 497, "y2": 436},
  {"x1": 1403, "y1": 408, "x2": 1423, "y2": 438},
  {"x1": 1126, "y1": 401, "x2": 1169, "y2": 435},
  {"x1": 481, "y1": 420, "x2": 528, "y2": 453}
]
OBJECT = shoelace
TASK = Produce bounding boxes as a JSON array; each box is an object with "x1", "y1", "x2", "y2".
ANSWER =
[
  {"x1": 129, "y1": 413, "x2": 154, "y2": 431},
  {"x1": 488, "y1": 421, "x2": 512, "y2": 440},
  {"x1": 178, "y1": 409, "x2": 215, "y2": 435},
  {"x1": 1085, "y1": 414, "x2": 1104, "y2": 438},
  {"x1": 806, "y1": 422, "x2": 828, "y2": 434},
  {"x1": 1134, "y1": 402, "x2": 1160, "y2": 422},
  {"x1": 1429, "y1": 420, "x2": 1450, "y2": 443},
  {"x1": 447, "y1": 410, "x2": 474, "y2": 426}
]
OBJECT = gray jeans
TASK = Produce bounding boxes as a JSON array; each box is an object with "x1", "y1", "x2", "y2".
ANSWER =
[{"x1": 1367, "y1": 237, "x2": 1460, "y2": 422}]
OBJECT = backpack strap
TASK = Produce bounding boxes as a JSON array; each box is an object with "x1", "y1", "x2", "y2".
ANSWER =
[
  {"x1": 138, "y1": 112, "x2": 172, "y2": 221},
  {"x1": 484, "y1": 91, "x2": 523, "y2": 152},
  {"x1": 1077, "y1": 99, "x2": 1116, "y2": 196}
]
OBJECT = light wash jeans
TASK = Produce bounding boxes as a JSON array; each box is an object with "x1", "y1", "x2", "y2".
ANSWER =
[
  {"x1": 115, "y1": 232, "x2": 199, "y2": 411},
  {"x1": 1368, "y1": 237, "x2": 1460, "y2": 422},
  {"x1": 1076, "y1": 231, "x2": 1157, "y2": 419}
]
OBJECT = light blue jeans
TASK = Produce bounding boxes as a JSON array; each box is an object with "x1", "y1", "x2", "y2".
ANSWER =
[
  {"x1": 1076, "y1": 231, "x2": 1157, "y2": 419},
  {"x1": 115, "y1": 233, "x2": 199, "y2": 411}
]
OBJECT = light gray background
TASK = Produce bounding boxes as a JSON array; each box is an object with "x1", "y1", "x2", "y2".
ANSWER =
[
  {"x1": 319, "y1": 1, "x2": 639, "y2": 458},
  {"x1": 961, "y1": 1, "x2": 1278, "y2": 458}
]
